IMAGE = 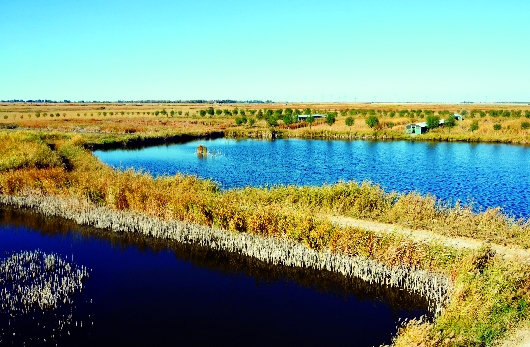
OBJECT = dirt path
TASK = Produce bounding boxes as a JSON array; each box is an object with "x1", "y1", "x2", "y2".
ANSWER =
[
  {"x1": 328, "y1": 215, "x2": 530, "y2": 346},
  {"x1": 328, "y1": 215, "x2": 530, "y2": 264}
]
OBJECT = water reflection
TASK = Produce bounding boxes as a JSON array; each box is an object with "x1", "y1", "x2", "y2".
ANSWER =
[
  {"x1": 0, "y1": 207, "x2": 428, "y2": 313},
  {"x1": 0, "y1": 206, "x2": 428, "y2": 347}
]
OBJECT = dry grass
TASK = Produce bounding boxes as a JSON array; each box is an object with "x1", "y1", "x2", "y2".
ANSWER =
[
  {"x1": 1, "y1": 102, "x2": 529, "y2": 144},
  {"x1": 1, "y1": 128, "x2": 530, "y2": 346}
]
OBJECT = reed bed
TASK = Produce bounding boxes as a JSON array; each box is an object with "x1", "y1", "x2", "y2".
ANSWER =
[
  {"x1": 0, "y1": 250, "x2": 89, "y2": 314},
  {"x1": 2, "y1": 130, "x2": 530, "y2": 345},
  {"x1": 0, "y1": 192, "x2": 451, "y2": 315},
  {"x1": 1, "y1": 130, "x2": 528, "y2": 252},
  {"x1": 0, "y1": 205, "x2": 431, "y2": 313}
]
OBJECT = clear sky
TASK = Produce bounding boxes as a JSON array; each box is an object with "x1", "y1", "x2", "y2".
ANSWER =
[{"x1": 1, "y1": 0, "x2": 529, "y2": 102}]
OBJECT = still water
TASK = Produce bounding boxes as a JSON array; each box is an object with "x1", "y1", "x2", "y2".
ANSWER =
[
  {"x1": 95, "y1": 138, "x2": 530, "y2": 218},
  {"x1": 0, "y1": 207, "x2": 427, "y2": 346}
]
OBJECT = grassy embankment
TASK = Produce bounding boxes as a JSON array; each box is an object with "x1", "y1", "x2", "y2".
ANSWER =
[
  {"x1": 1, "y1": 129, "x2": 530, "y2": 346},
  {"x1": 1, "y1": 102, "x2": 530, "y2": 144}
]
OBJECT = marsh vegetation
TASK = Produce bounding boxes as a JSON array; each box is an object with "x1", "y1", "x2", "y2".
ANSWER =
[{"x1": 0, "y1": 116, "x2": 529, "y2": 345}]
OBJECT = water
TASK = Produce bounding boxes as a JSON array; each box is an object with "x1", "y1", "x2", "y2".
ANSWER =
[
  {"x1": 94, "y1": 138, "x2": 530, "y2": 218},
  {"x1": 0, "y1": 207, "x2": 427, "y2": 346}
]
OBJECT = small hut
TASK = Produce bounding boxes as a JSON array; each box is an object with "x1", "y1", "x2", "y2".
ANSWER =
[{"x1": 405, "y1": 122, "x2": 428, "y2": 134}]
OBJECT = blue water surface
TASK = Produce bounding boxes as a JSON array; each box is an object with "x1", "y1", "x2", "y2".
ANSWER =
[
  {"x1": 0, "y1": 208, "x2": 426, "y2": 346},
  {"x1": 94, "y1": 138, "x2": 530, "y2": 218}
]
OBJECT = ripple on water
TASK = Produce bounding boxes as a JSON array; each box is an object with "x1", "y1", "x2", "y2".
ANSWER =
[{"x1": 94, "y1": 138, "x2": 530, "y2": 218}]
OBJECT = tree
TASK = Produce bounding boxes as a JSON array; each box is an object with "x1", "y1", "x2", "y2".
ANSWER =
[
  {"x1": 170, "y1": 110, "x2": 175, "y2": 117},
  {"x1": 303, "y1": 108, "x2": 311, "y2": 115},
  {"x1": 248, "y1": 118, "x2": 256, "y2": 127},
  {"x1": 493, "y1": 123, "x2": 502, "y2": 131},
  {"x1": 235, "y1": 116, "x2": 247, "y2": 125},
  {"x1": 283, "y1": 114, "x2": 293, "y2": 125},
  {"x1": 325, "y1": 112, "x2": 336, "y2": 127},
  {"x1": 233, "y1": 108, "x2": 239, "y2": 116},
  {"x1": 345, "y1": 116, "x2": 354, "y2": 133},
  {"x1": 426, "y1": 115, "x2": 440, "y2": 129},
  {"x1": 207, "y1": 107, "x2": 214, "y2": 116},
  {"x1": 266, "y1": 115, "x2": 277, "y2": 126},
  {"x1": 215, "y1": 109, "x2": 222, "y2": 116},
  {"x1": 365, "y1": 115, "x2": 379, "y2": 128},
  {"x1": 470, "y1": 120, "x2": 479, "y2": 131},
  {"x1": 306, "y1": 115, "x2": 315, "y2": 129},
  {"x1": 199, "y1": 110, "x2": 206, "y2": 117},
  {"x1": 444, "y1": 115, "x2": 456, "y2": 128}
]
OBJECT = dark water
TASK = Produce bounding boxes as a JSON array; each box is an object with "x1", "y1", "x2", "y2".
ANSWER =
[
  {"x1": 0, "y1": 207, "x2": 427, "y2": 347},
  {"x1": 94, "y1": 138, "x2": 530, "y2": 218}
]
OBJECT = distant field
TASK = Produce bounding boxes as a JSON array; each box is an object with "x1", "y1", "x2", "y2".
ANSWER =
[{"x1": 1, "y1": 102, "x2": 529, "y2": 144}]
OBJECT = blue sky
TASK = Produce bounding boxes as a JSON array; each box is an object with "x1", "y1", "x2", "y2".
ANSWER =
[{"x1": 1, "y1": 0, "x2": 529, "y2": 102}]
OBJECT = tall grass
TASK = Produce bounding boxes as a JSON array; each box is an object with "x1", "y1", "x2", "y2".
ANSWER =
[
  {"x1": 390, "y1": 249, "x2": 530, "y2": 346},
  {"x1": 0, "y1": 132, "x2": 63, "y2": 171},
  {"x1": 2, "y1": 130, "x2": 530, "y2": 345},
  {"x1": 0, "y1": 192, "x2": 453, "y2": 315}
]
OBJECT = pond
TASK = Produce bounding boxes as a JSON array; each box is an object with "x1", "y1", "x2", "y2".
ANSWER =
[
  {"x1": 0, "y1": 207, "x2": 427, "y2": 346},
  {"x1": 94, "y1": 138, "x2": 530, "y2": 218}
]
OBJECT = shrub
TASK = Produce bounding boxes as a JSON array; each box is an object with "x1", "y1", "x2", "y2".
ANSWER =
[
  {"x1": 235, "y1": 116, "x2": 247, "y2": 125},
  {"x1": 365, "y1": 115, "x2": 379, "y2": 128},
  {"x1": 325, "y1": 112, "x2": 336, "y2": 127},
  {"x1": 345, "y1": 116, "x2": 354, "y2": 129},
  {"x1": 426, "y1": 115, "x2": 440, "y2": 129},
  {"x1": 470, "y1": 121, "x2": 479, "y2": 132},
  {"x1": 444, "y1": 115, "x2": 456, "y2": 128},
  {"x1": 521, "y1": 122, "x2": 530, "y2": 130},
  {"x1": 493, "y1": 123, "x2": 502, "y2": 131}
]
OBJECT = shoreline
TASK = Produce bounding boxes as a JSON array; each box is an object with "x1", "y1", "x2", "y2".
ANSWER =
[{"x1": 0, "y1": 192, "x2": 452, "y2": 315}]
